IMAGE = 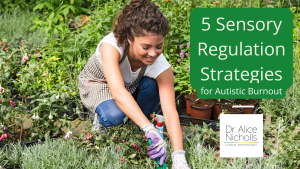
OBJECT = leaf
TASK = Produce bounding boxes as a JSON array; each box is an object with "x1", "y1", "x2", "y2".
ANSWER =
[
  {"x1": 49, "y1": 12, "x2": 55, "y2": 20},
  {"x1": 31, "y1": 132, "x2": 38, "y2": 137},
  {"x1": 203, "y1": 122, "x2": 208, "y2": 129},
  {"x1": 0, "y1": 105, "x2": 6, "y2": 114},
  {"x1": 66, "y1": 55, "x2": 73, "y2": 62},
  {"x1": 50, "y1": 95, "x2": 56, "y2": 103},
  {"x1": 5, "y1": 113, "x2": 11, "y2": 120},
  {"x1": 69, "y1": 5, "x2": 76, "y2": 13},
  {"x1": 130, "y1": 160, "x2": 138, "y2": 164},
  {"x1": 30, "y1": 25, "x2": 37, "y2": 31},
  {"x1": 96, "y1": 21, "x2": 102, "y2": 29},
  {"x1": 128, "y1": 154, "x2": 136, "y2": 159},
  {"x1": 44, "y1": 133, "x2": 50, "y2": 141},
  {"x1": 33, "y1": 3, "x2": 45, "y2": 11},
  {"x1": 46, "y1": 102, "x2": 51, "y2": 107},
  {"x1": 123, "y1": 116, "x2": 128, "y2": 124},
  {"x1": 61, "y1": 93, "x2": 66, "y2": 102},
  {"x1": 186, "y1": 127, "x2": 191, "y2": 135},
  {"x1": 44, "y1": 2, "x2": 54, "y2": 10},
  {"x1": 270, "y1": 149, "x2": 277, "y2": 155},
  {"x1": 29, "y1": 63, "x2": 37, "y2": 69},
  {"x1": 63, "y1": 7, "x2": 70, "y2": 18},
  {"x1": 39, "y1": 132, "x2": 44, "y2": 139},
  {"x1": 21, "y1": 83, "x2": 28, "y2": 92},
  {"x1": 190, "y1": 122, "x2": 194, "y2": 128},
  {"x1": 174, "y1": 86, "x2": 182, "y2": 91},
  {"x1": 30, "y1": 106, "x2": 40, "y2": 113},
  {"x1": 54, "y1": 84, "x2": 62, "y2": 89}
]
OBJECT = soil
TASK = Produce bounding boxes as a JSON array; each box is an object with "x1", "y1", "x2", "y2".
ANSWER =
[
  {"x1": 184, "y1": 92, "x2": 198, "y2": 100},
  {"x1": 219, "y1": 105, "x2": 243, "y2": 113},
  {"x1": 1, "y1": 128, "x2": 37, "y2": 144},
  {"x1": 234, "y1": 99, "x2": 258, "y2": 105},
  {"x1": 190, "y1": 99, "x2": 214, "y2": 108},
  {"x1": 210, "y1": 99, "x2": 233, "y2": 104}
]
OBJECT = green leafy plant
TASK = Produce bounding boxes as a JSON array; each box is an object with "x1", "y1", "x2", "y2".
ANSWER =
[
  {"x1": 263, "y1": 117, "x2": 300, "y2": 168},
  {"x1": 32, "y1": 0, "x2": 90, "y2": 26},
  {"x1": 71, "y1": 116, "x2": 163, "y2": 168},
  {"x1": 173, "y1": 42, "x2": 195, "y2": 94}
]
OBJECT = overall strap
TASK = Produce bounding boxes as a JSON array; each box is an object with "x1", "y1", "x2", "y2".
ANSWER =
[
  {"x1": 138, "y1": 64, "x2": 147, "y2": 79},
  {"x1": 119, "y1": 45, "x2": 129, "y2": 65},
  {"x1": 119, "y1": 44, "x2": 147, "y2": 79}
]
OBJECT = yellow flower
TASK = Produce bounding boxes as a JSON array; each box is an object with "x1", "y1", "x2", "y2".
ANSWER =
[{"x1": 166, "y1": 0, "x2": 171, "y2": 2}]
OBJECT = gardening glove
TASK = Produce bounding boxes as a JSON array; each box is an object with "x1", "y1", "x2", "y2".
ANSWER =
[
  {"x1": 171, "y1": 150, "x2": 191, "y2": 169},
  {"x1": 141, "y1": 123, "x2": 167, "y2": 166}
]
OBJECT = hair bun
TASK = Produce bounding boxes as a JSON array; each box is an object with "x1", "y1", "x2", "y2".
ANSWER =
[{"x1": 130, "y1": 0, "x2": 150, "y2": 8}]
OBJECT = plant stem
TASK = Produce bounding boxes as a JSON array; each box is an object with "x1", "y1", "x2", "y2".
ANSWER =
[{"x1": 20, "y1": 125, "x2": 22, "y2": 141}]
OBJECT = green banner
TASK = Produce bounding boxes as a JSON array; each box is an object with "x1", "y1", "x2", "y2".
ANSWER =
[{"x1": 190, "y1": 8, "x2": 293, "y2": 99}]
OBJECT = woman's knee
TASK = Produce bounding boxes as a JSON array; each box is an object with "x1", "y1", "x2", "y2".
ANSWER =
[
  {"x1": 96, "y1": 99, "x2": 126, "y2": 127},
  {"x1": 109, "y1": 112, "x2": 127, "y2": 127},
  {"x1": 139, "y1": 77, "x2": 159, "y2": 93}
]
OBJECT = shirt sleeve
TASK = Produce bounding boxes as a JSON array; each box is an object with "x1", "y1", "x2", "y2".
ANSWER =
[
  {"x1": 144, "y1": 53, "x2": 171, "y2": 79},
  {"x1": 95, "y1": 33, "x2": 125, "y2": 62}
]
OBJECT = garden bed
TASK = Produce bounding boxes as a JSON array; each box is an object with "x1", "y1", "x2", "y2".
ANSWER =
[{"x1": 155, "y1": 93, "x2": 262, "y2": 131}]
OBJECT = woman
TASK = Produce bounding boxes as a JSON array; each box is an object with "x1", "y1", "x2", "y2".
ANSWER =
[{"x1": 78, "y1": 0, "x2": 190, "y2": 168}]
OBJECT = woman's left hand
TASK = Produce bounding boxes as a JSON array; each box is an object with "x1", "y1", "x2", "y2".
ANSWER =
[{"x1": 171, "y1": 150, "x2": 191, "y2": 169}]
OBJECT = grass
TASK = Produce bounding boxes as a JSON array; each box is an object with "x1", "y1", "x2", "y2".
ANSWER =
[
  {"x1": 0, "y1": 6, "x2": 47, "y2": 47},
  {"x1": 1, "y1": 137, "x2": 131, "y2": 169},
  {"x1": 0, "y1": 133, "x2": 285, "y2": 169}
]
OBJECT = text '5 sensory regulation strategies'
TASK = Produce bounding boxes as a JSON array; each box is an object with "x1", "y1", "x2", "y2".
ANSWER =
[{"x1": 190, "y1": 8, "x2": 293, "y2": 99}]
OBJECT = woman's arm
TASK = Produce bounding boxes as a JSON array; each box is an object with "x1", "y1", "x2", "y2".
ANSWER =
[
  {"x1": 100, "y1": 43, "x2": 150, "y2": 128},
  {"x1": 156, "y1": 67, "x2": 183, "y2": 152}
]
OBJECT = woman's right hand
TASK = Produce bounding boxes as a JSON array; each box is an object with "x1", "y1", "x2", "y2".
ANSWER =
[{"x1": 141, "y1": 123, "x2": 167, "y2": 166}]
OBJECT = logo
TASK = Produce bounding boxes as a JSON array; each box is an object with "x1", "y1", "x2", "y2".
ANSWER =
[{"x1": 220, "y1": 114, "x2": 263, "y2": 157}]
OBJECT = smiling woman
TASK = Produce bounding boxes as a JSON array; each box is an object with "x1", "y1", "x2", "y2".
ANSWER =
[{"x1": 78, "y1": 0, "x2": 191, "y2": 168}]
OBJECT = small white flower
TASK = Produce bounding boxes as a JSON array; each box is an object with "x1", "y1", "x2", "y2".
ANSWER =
[
  {"x1": 49, "y1": 114, "x2": 53, "y2": 120},
  {"x1": 56, "y1": 95, "x2": 59, "y2": 99},
  {"x1": 32, "y1": 114, "x2": 36, "y2": 119},
  {"x1": 44, "y1": 99, "x2": 46, "y2": 103},
  {"x1": 65, "y1": 130, "x2": 72, "y2": 139},
  {"x1": 35, "y1": 114, "x2": 39, "y2": 120}
]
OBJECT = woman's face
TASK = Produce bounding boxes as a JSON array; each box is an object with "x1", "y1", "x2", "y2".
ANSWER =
[{"x1": 128, "y1": 34, "x2": 164, "y2": 65}]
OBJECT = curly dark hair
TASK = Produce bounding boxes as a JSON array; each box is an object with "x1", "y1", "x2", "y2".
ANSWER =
[{"x1": 112, "y1": 0, "x2": 170, "y2": 48}]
